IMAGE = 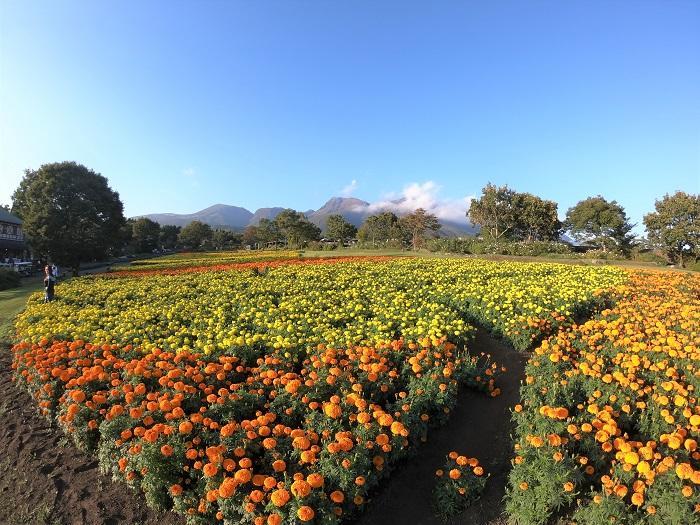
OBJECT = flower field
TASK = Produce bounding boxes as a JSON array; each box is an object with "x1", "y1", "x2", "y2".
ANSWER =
[
  {"x1": 16, "y1": 254, "x2": 689, "y2": 524},
  {"x1": 507, "y1": 271, "x2": 700, "y2": 524}
]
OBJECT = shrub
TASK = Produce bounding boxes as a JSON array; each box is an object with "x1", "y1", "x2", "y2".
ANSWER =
[
  {"x1": 433, "y1": 452, "x2": 487, "y2": 521},
  {"x1": 0, "y1": 269, "x2": 21, "y2": 291}
]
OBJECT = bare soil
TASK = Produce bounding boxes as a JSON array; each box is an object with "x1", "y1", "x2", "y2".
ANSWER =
[{"x1": 0, "y1": 329, "x2": 525, "y2": 525}]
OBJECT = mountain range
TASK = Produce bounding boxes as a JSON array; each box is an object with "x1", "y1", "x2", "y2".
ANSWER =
[{"x1": 137, "y1": 197, "x2": 478, "y2": 237}]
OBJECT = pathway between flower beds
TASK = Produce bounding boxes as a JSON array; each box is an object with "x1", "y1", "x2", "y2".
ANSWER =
[
  {"x1": 357, "y1": 328, "x2": 526, "y2": 525},
  {"x1": 0, "y1": 328, "x2": 524, "y2": 525}
]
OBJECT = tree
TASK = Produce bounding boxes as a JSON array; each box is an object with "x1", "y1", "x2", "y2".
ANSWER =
[
  {"x1": 11, "y1": 161, "x2": 125, "y2": 275},
  {"x1": 274, "y1": 209, "x2": 320, "y2": 248},
  {"x1": 178, "y1": 221, "x2": 212, "y2": 250},
  {"x1": 212, "y1": 229, "x2": 241, "y2": 250},
  {"x1": 399, "y1": 208, "x2": 441, "y2": 250},
  {"x1": 257, "y1": 218, "x2": 281, "y2": 246},
  {"x1": 565, "y1": 196, "x2": 635, "y2": 252},
  {"x1": 358, "y1": 212, "x2": 403, "y2": 246},
  {"x1": 326, "y1": 214, "x2": 357, "y2": 244},
  {"x1": 468, "y1": 183, "x2": 519, "y2": 240},
  {"x1": 132, "y1": 217, "x2": 161, "y2": 253},
  {"x1": 643, "y1": 191, "x2": 700, "y2": 267},
  {"x1": 242, "y1": 225, "x2": 259, "y2": 247},
  {"x1": 516, "y1": 193, "x2": 561, "y2": 241},
  {"x1": 160, "y1": 225, "x2": 181, "y2": 250}
]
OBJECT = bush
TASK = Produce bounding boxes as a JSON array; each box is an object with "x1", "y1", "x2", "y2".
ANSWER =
[
  {"x1": 433, "y1": 452, "x2": 487, "y2": 521},
  {"x1": 0, "y1": 269, "x2": 21, "y2": 291},
  {"x1": 425, "y1": 238, "x2": 573, "y2": 257}
]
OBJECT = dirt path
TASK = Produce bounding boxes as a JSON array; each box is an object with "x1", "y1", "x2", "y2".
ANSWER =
[
  {"x1": 357, "y1": 329, "x2": 526, "y2": 525},
  {"x1": 0, "y1": 348, "x2": 185, "y2": 525}
]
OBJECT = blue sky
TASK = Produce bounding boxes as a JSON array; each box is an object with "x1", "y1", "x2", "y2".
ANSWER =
[{"x1": 1, "y1": 1, "x2": 698, "y2": 231}]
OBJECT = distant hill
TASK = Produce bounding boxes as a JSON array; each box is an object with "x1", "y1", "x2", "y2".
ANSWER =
[
  {"x1": 136, "y1": 197, "x2": 479, "y2": 236},
  {"x1": 307, "y1": 197, "x2": 371, "y2": 229},
  {"x1": 139, "y1": 204, "x2": 253, "y2": 229},
  {"x1": 249, "y1": 207, "x2": 285, "y2": 225}
]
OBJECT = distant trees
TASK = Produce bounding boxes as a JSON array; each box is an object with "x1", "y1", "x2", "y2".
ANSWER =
[
  {"x1": 160, "y1": 225, "x2": 181, "y2": 250},
  {"x1": 468, "y1": 184, "x2": 520, "y2": 240},
  {"x1": 468, "y1": 183, "x2": 561, "y2": 241},
  {"x1": 178, "y1": 221, "x2": 213, "y2": 250},
  {"x1": 132, "y1": 218, "x2": 161, "y2": 253},
  {"x1": 400, "y1": 208, "x2": 440, "y2": 250},
  {"x1": 211, "y1": 229, "x2": 241, "y2": 250},
  {"x1": 257, "y1": 218, "x2": 281, "y2": 246},
  {"x1": 358, "y1": 212, "x2": 404, "y2": 247},
  {"x1": 274, "y1": 209, "x2": 320, "y2": 248},
  {"x1": 516, "y1": 193, "x2": 561, "y2": 241},
  {"x1": 326, "y1": 214, "x2": 357, "y2": 244},
  {"x1": 565, "y1": 196, "x2": 635, "y2": 252},
  {"x1": 11, "y1": 161, "x2": 125, "y2": 275},
  {"x1": 644, "y1": 191, "x2": 699, "y2": 267}
]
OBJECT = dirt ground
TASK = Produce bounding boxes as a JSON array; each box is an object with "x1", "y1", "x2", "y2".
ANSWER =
[{"x1": 0, "y1": 329, "x2": 525, "y2": 525}]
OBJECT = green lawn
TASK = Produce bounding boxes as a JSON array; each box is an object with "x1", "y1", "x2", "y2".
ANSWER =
[{"x1": 0, "y1": 280, "x2": 43, "y2": 343}]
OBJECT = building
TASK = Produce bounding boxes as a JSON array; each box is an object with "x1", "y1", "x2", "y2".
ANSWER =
[{"x1": 0, "y1": 208, "x2": 28, "y2": 260}]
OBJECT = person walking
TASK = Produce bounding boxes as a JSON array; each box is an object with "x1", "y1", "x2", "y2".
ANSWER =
[{"x1": 44, "y1": 264, "x2": 56, "y2": 303}]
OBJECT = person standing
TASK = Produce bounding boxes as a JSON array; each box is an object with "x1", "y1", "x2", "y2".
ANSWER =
[
  {"x1": 44, "y1": 264, "x2": 56, "y2": 302},
  {"x1": 51, "y1": 262, "x2": 59, "y2": 280}
]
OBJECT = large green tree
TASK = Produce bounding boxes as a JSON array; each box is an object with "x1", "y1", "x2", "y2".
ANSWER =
[
  {"x1": 257, "y1": 218, "x2": 281, "y2": 246},
  {"x1": 516, "y1": 193, "x2": 561, "y2": 241},
  {"x1": 325, "y1": 214, "x2": 357, "y2": 244},
  {"x1": 212, "y1": 229, "x2": 241, "y2": 250},
  {"x1": 358, "y1": 212, "x2": 403, "y2": 246},
  {"x1": 132, "y1": 217, "x2": 161, "y2": 253},
  {"x1": 399, "y1": 208, "x2": 441, "y2": 250},
  {"x1": 643, "y1": 191, "x2": 700, "y2": 267},
  {"x1": 160, "y1": 225, "x2": 181, "y2": 250},
  {"x1": 11, "y1": 161, "x2": 125, "y2": 275},
  {"x1": 178, "y1": 221, "x2": 212, "y2": 250},
  {"x1": 565, "y1": 196, "x2": 635, "y2": 252},
  {"x1": 468, "y1": 183, "x2": 520, "y2": 240},
  {"x1": 274, "y1": 209, "x2": 320, "y2": 248}
]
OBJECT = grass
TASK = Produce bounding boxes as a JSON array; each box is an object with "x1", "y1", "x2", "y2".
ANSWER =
[{"x1": 0, "y1": 279, "x2": 43, "y2": 343}]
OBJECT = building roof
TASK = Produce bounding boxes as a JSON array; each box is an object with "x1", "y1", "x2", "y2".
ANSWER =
[{"x1": 0, "y1": 208, "x2": 22, "y2": 225}]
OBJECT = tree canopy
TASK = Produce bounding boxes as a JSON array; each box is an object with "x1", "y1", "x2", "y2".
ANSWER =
[
  {"x1": 565, "y1": 196, "x2": 635, "y2": 252},
  {"x1": 468, "y1": 183, "x2": 561, "y2": 242},
  {"x1": 643, "y1": 191, "x2": 699, "y2": 267},
  {"x1": 178, "y1": 221, "x2": 213, "y2": 250},
  {"x1": 325, "y1": 214, "x2": 357, "y2": 243},
  {"x1": 132, "y1": 217, "x2": 161, "y2": 253},
  {"x1": 274, "y1": 209, "x2": 320, "y2": 248},
  {"x1": 468, "y1": 183, "x2": 520, "y2": 240},
  {"x1": 358, "y1": 212, "x2": 404, "y2": 246},
  {"x1": 400, "y1": 208, "x2": 441, "y2": 250},
  {"x1": 11, "y1": 161, "x2": 125, "y2": 274},
  {"x1": 160, "y1": 225, "x2": 181, "y2": 250}
]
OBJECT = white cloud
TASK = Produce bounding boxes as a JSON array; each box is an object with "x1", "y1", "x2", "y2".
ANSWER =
[
  {"x1": 359, "y1": 181, "x2": 475, "y2": 223},
  {"x1": 340, "y1": 179, "x2": 358, "y2": 197},
  {"x1": 182, "y1": 167, "x2": 199, "y2": 187}
]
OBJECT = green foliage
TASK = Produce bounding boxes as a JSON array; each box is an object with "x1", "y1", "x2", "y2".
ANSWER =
[
  {"x1": 643, "y1": 191, "x2": 700, "y2": 268},
  {"x1": 132, "y1": 217, "x2": 161, "y2": 253},
  {"x1": 399, "y1": 208, "x2": 441, "y2": 250},
  {"x1": 425, "y1": 237, "x2": 572, "y2": 257},
  {"x1": 178, "y1": 221, "x2": 213, "y2": 249},
  {"x1": 274, "y1": 209, "x2": 321, "y2": 248},
  {"x1": 468, "y1": 183, "x2": 520, "y2": 240},
  {"x1": 432, "y1": 454, "x2": 487, "y2": 521},
  {"x1": 325, "y1": 214, "x2": 357, "y2": 243},
  {"x1": 211, "y1": 229, "x2": 241, "y2": 250},
  {"x1": 565, "y1": 196, "x2": 635, "y2": 253},
  {"x1": 11, "y1": 161, "x2": 126, "y2": 274},
  {"x1": 357, "y1": 212, "x2": 405, "y2": 247},
  {"x1": 160, "y1": 225, "x2": 181, "y2": 250},
  {"x1": 0, "y1": 269, "x2": 21, "y2": 291}
]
